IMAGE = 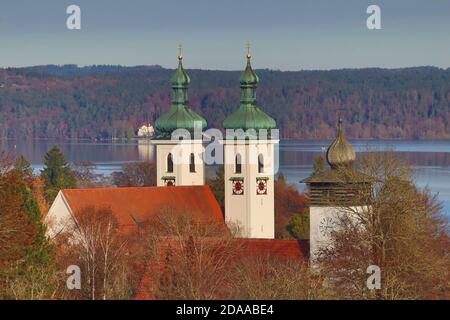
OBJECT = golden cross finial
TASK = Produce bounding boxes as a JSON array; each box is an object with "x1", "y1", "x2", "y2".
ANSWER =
[
  {"x1": 178, "y1": 44, "x2": 183, "y2": 60},
  {"x1": 245, "y1": 41, "x2": 251, "y2": 59}
]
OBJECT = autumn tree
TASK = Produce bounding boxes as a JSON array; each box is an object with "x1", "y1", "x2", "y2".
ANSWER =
[
  {"x1": 0, "y1": 153, "x2": 58, "y2": 299},
  {"x1": 317, "y1": 152, "x2": 450, "y2": 299},
  {"x1": 0, "y1": 155, "x2": 33, "y2": 284},
  {"x1": 4, "y1": 66, "x2": 450, "y2": 140},
  {"x1": 274, "y1": 173, "x2": 308, "y2": 238},
  {"x1": 41, "y1": 146, "x2": 77, "y2": 204},
  {"x1": 14, "y1": 155, "x2": 33, "y2": 177}
]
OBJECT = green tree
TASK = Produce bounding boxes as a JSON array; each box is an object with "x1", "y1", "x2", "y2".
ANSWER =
[
  {"x1": 286, "y1": 209, "x2": 310, "y2": 240},
  {"x1": 206, "y1": 166, "x2": 225, "y2": 211},
  {"x1": 41, "y1": 146, "x2": 77, "y2": 204},
  {"x1": 14, "y1": 155, "x2": 55, "y2": 274}
]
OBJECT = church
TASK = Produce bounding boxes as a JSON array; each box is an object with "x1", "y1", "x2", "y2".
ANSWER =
[{"x1": 45, "y1": 46, "x2": 371, "y2": 298}]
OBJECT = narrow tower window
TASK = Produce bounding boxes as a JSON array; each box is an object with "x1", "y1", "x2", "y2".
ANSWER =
[
  {"x1": 235, "y1": 154, "x2": 242, "y2": 174},
  {"x1": 167, "y1": 153, "x2": 174, "y2": 173},
  {"x1": 258, "y1": 154, "x2": 264, "y2": 173},
  {"x1": 189, "y1": 153, "x2": 196, "y2": 172}
]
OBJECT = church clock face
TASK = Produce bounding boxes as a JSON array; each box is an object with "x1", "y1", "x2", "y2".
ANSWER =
[
  {"x1": 232, "y1": 179, "x2": 244, "y2": 195},
  {"x1": 163, "y1": 177, "x2": 176, "y2": 187},
  {"x1": 319, "y1": 216, "x2": 334, "y2": 237},
  {"x1": 256, "y1": 178, "x2": 268, "y2": 195},
  {"x1": 166, "y1": 180, "x2": 174, "y2": 187}
]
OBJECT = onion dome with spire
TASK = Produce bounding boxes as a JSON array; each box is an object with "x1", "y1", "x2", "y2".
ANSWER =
[
  {"x1": 326, "y1": 118, "x2": 356, "y2": 169},
  {"x1": 223, "y1": 44, "x2": 276, "y2": 133},
  {"x1": 301, "y1": 117, "x2": 367, "y2": 184},
  {"x1": 155, "y1": 46, "x2": 207, "y2": 138},
  {"x1": 301, "y1": 118, "x2": 372, "y2": 206}
]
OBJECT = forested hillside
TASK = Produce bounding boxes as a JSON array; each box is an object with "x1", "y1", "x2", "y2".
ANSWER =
[{"x1": 1, "y1": 65, "x2": 450, "y2": 140}]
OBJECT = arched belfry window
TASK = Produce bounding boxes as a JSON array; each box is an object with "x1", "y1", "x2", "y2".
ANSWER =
[
  {"x1": 189, "y1": 153, "x2": 196, "y2": 172},
  {"x1": 258, "y1": 154, "x2": 264, "y2": 173},
  {"x1": 167, "y1": 153, "x2": 174, "y2": 173},
  {"x1": 235, "y1": 154, "x2": 242, "y2": 174}
]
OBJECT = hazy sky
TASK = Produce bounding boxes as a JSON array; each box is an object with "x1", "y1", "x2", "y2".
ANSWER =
[{"x1": 0, "y1": 0, "x2": 449, "y2": 70}]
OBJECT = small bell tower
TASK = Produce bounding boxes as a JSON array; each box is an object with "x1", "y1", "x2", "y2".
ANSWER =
[{"x1": 302, "y1": 119, "x2": 372, "y2": 261}]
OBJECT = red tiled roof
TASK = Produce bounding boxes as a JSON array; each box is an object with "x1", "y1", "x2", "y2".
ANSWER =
[
  {"x1": 61, "y1": 185, "x2": 224, "y2": 227},
  {"x1": 240, "y1": 239, "x2": 309, "y2": 261}
]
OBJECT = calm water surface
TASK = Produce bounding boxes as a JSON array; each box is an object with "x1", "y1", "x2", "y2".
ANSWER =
[{"x1": 2, "y1": 139, "x2": 450, "y2": 219}]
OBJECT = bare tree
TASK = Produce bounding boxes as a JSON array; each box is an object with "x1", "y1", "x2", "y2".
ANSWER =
[
  {"x1": 73, "y1": 161, "x2": 107, "y2": 188},
  {"x1": 231, "y1": 256, "x2": 331, "y2": 300},
  {"x1": 140, "y1": 209, "x2": 330, "y2": 300},
  {"x1": 112, "y1": 161, "x2": 156, "y2": 187},
  {"x1": 317, "y1": 152, "x2": 450, "y2": 299},
  {"x1": 6, "y1": 264, "x2": 64, "y2": 300},
  {"x1": 62, "y1": 207, "x2": 131, "y2": 300},
  {"x1": 138, "y1": 209, "x2": 242, "y2": 300}
]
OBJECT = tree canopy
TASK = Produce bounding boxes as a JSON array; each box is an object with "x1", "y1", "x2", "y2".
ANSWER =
[
  {"x1": 2, "y1": 66, "x2": 450, "y2": 140},
  {"x1": 40, "y1": 146, "x2": 77, "y2": 203}
]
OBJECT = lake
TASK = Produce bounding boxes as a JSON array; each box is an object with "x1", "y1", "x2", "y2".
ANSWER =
[{"x1": 1, "y1": 139, "x2": 450, "y2": 220}]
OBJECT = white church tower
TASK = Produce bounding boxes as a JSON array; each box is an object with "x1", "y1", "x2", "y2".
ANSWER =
[
  {"x1": 222, "y1": 47, "x2": 279, "y2": 239},
  {"x1": 153, "y1": 47, "x2": 207, "y2": 187},
  {"x1": 302, "y1": 119, "x2": 373, "y2": 262}
]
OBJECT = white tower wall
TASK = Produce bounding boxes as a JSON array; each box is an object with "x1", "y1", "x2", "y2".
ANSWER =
[
  {"x1": 155, "y1": 140, "x2": 205, "y2": 186},
  {"x1": 224, "y1": 139, "x2": 278, "y2": 239},
  {"x1": 309, "y1": 205, "x2": 366, "y2": 262}
]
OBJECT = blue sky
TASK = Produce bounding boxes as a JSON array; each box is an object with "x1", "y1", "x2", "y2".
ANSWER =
[{"x1": 0, "y1": 0, "x2": 449, "y2": 70}]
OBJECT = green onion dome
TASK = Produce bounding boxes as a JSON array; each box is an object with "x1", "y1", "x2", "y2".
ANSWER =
[
  {"x1": 155, "y1": 52, "x2": 206, "y2": 137},
  {"x1": 223, "y1": 53, "x2": 276, "y2": 131},
  {"x1": 239, "y1": 53, "x2": 259, "y2": 86},
  {"x1": 170, "y1": 55, "x2": 190, "y2": 88},
  {"x1": 326, "y1": 119, "x2": 356, "y2": 169}
]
